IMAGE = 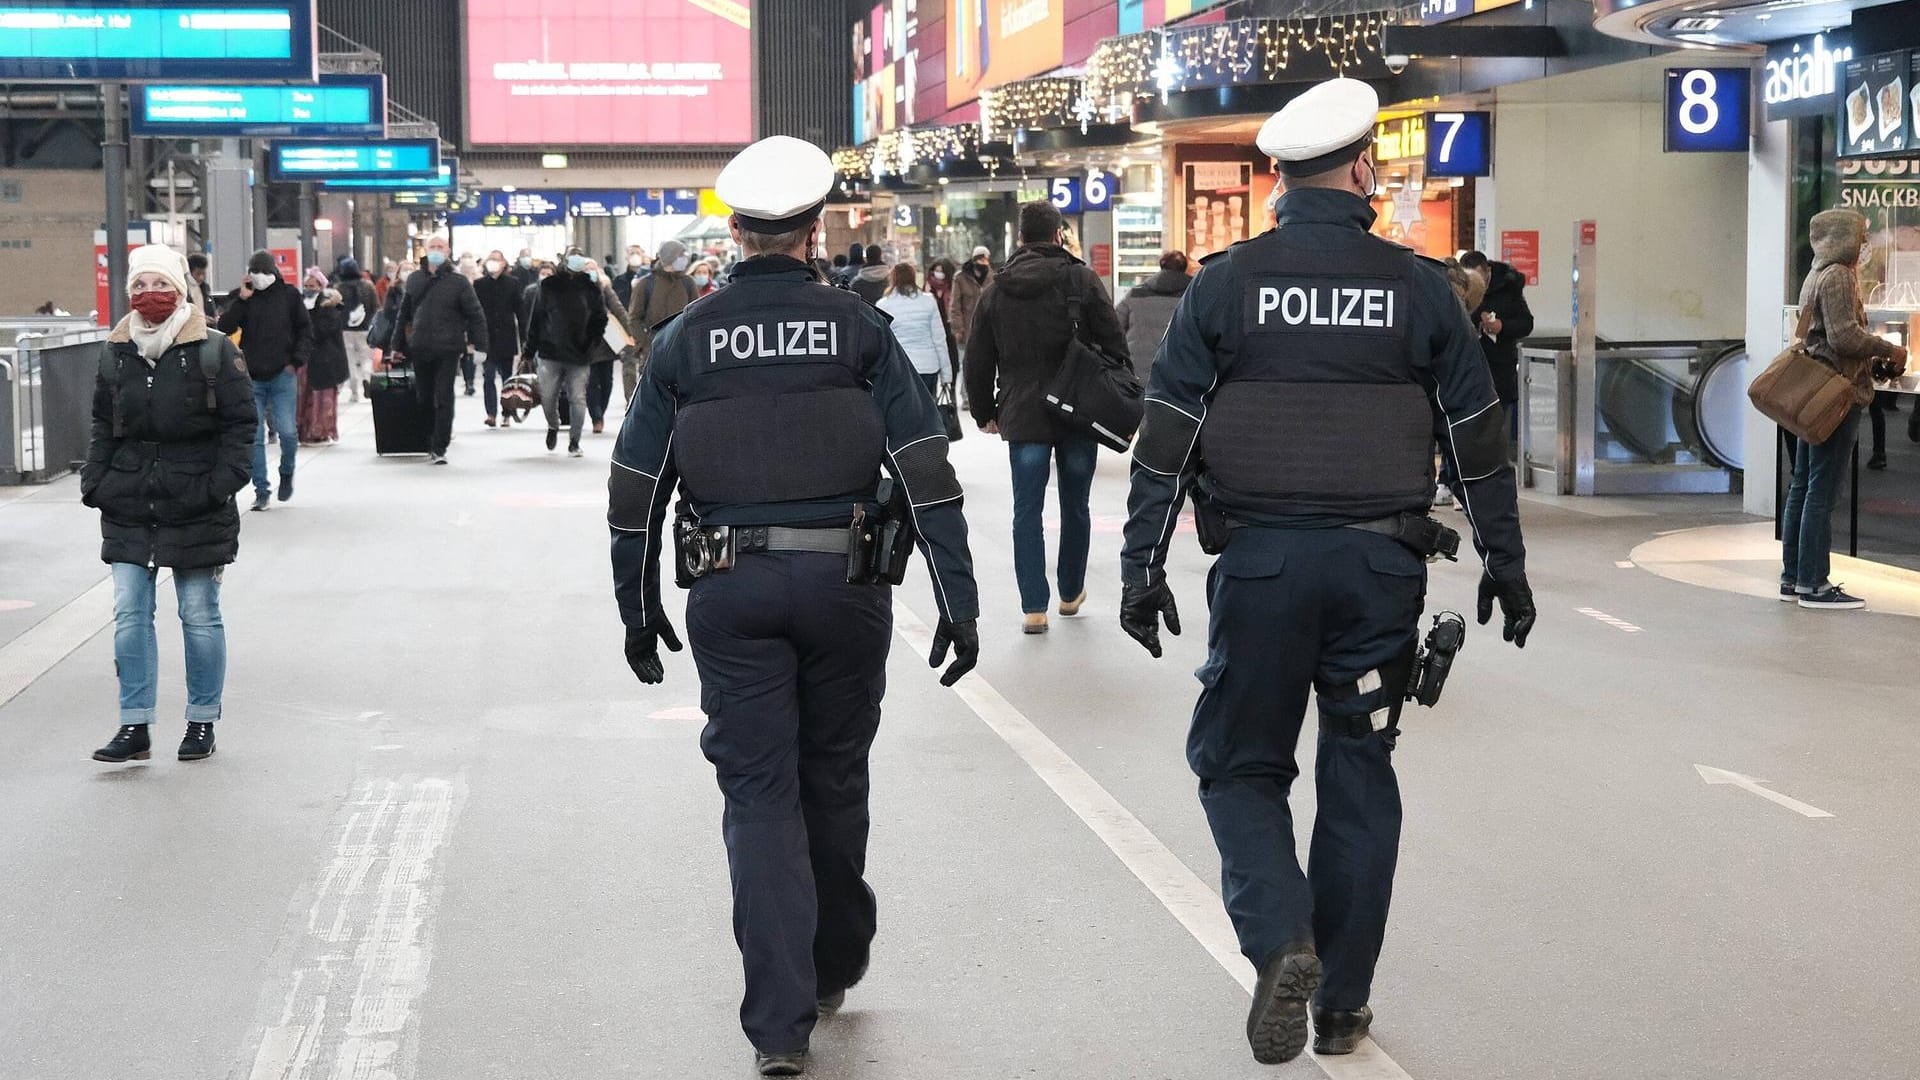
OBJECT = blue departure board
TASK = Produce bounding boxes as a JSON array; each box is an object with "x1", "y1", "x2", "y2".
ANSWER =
[
  {"x1": 268, "y1": 139, "x2": 439, "y2": 182},
  {"x1": 0, "y1": 2, "x2": 316, "y2": 82},
  {"x1": 131, "y1": 73, "x2": 383, "y2": 137},
  {"x1": 321, "y1": 159, "x2": 457, "y2": 192}
]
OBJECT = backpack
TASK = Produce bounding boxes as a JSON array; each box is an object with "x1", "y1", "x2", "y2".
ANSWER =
[{"x1": 101, "y1": 336, "x2": 228, "y2": 439}]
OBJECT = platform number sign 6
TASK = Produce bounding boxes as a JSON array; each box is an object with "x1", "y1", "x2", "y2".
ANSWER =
[
  {"x1": 1046, "y1": 172, "x2": 1117, "y2": 214},
  {"x1": 1425, "y1": 111, "x2": 1491, "y2": 177},
  {"x1": 1664, "y1": 67, "x2": 1749, "y2": 152}
]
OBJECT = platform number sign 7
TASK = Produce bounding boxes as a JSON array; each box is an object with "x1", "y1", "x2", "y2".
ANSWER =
[
  {"x1": 1425, "y1": 111, "x2": 1491, "y2": 177},
  {"x1": 1664, "y1": 68, "x2": 1749, "y2": 152}
]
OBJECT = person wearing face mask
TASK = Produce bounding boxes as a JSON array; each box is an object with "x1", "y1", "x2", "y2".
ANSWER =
[
  {"x1": 474, "y1": 249, "x2": 526, "y2": 428},
  {"x1": 1117, "y1": 79, "x2": 1534, "y2": 1065},
  {"x1": 393, "y1": 236, "x2": 488, "y2": 464},
  {"x1": 83, "y1": 245, "x2": 256, "y2": 765},
  {"x1": 581, "y1": 257, "x2": 636, "y2": 435},
  {"x1": 625, "y1": 238, "x2": 700, "y2": 403},
  {"x1": 692, "y1": 258, "x2": 719, "y2": 297},
  {"x1": 300, "y1": 274, "x2": 349, "y2": 445},
  {"x1": 949, "y1": 246, "x2": 993, "y2": 359},
  {"x1": 218, "y1": 250, "x2": 311, "y2": 510},
  {"x1": 521, "y1": 246, "x2": 607, "y2": 457},
  {"x1": 613, "y1": 243, "x2": 651, "y2": 308},
  {"x1": 332, "y1": 258, "x2": 379, "y2": 403},
  {"x1": 510, "y1": 248, "x2": 539, "y2": 293}
]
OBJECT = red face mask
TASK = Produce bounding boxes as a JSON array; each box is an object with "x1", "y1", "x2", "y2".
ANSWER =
[{"x1": 130, "y1": 290, "x2": 179, "y2": 322}]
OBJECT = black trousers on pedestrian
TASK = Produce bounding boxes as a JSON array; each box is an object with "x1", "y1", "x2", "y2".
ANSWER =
[
  {"x1": 482, "y1": 353, "x2": 516, "y2": 419},
  {"x1": 1191, "y1": 527, "x2": 1423, "y2": 1012},
  {"x1": 686, "y1": 551, "x2": 892, "y2": 1054},
  {"x1": 410, "y1": 350, "x2": 460, "y2": 456},
  {"x1": 587, "y1": 359, "x2": 615, "y2": 425},
  {"x1": 459, "y1": 350, "x2": 477, "y2": 390}
]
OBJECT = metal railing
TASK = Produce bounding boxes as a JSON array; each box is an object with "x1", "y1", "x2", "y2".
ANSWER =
[{"x1": 1, "y1": 321, "x2": 110, "y2": 485}]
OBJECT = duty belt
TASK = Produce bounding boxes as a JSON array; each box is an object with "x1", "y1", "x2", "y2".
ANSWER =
[
  {"x1": 1341, "y1": 513, "x2": 1460, "y2": 562},
  {"x1": 736, "y1": 526, "x2": 847, "y2": 555}
]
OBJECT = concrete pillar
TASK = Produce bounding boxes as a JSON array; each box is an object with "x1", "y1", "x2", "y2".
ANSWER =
[{"x1": 1743, "y1": 117, "x2": 1792, "y2": 517}]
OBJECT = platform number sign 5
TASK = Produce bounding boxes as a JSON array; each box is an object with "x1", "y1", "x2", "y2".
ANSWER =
[
  {"x1": 1047, "y1": 172, "x2": 1117, "y2": 214},
  {"x1": 1665, "y1": 67, "x2": 1750, "y2": 153},
  {"x1": 1425, "y1": 111, "x2": 1491, "y2": 177}
]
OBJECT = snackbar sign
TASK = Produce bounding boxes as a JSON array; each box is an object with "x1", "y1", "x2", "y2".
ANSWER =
[{"x1": 1764, "y1": 31, "x2": 1854, "y2": 121}]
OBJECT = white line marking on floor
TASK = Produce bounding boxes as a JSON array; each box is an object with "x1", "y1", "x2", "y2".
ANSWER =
[
  {"x1": 1695, "y1": 764, "x2": 1834, "y2": 819},
  {"x1": 1575, "y1": 607, "x2": 1643, "y2": 633},
  {"x1": 893, "y1": 602, "x2": 1414, "y2": 1080},
  {"x1": 242, "y1": 774, "x2": 465, "y2": 1080},
  {"x1": 0, "y1": 570, "x2": 168, "y2": 710}
]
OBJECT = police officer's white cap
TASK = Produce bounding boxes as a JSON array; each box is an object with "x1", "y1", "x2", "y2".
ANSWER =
[
  {"x1": 1257, "y1": 78, "x2": 1379, "y2": 177},
  {"x1": 715, "y1": 135, "x2": 835, "y2": 234}
]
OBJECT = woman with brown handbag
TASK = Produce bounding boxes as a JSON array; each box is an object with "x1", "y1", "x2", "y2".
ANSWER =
[{"x1": 1781, "y1": 209, "x2": 1907, "y2": 610}]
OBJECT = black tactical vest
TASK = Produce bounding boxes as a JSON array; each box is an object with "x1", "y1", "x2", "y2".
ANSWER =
[
  {"x1": 1200, "y1": 229, "x2": 1435, "y2": 521},
  {"x1": 670, "y1": 274, "x2": 887, "y2": 508}
]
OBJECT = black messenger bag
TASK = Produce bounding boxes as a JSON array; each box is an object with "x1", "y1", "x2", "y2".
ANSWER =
[{"x1": 1042, "y1": 274, "x2": 1144, "y2": 453}]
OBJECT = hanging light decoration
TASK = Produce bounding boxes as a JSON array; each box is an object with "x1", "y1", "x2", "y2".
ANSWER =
[{"x1": 979, "y1": 77, "x2": 1082, "y2": 141}]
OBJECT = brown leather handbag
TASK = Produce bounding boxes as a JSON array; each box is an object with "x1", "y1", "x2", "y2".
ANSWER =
[{"x1": 1747, "y1": 268, "x2": 1858, "y2": 444}]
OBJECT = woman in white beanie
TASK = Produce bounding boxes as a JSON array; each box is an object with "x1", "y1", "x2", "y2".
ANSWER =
[{"x1": 80, "y1": 245, "x2": 257, "y2": 764}]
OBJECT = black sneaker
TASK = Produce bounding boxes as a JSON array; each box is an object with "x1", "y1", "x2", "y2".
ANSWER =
[
  {"x1": 250, "y1": 491, "x2": 271, "y2": 512},
  {"x1": 277, "y1": 471, "x2": 294, "y2": 501},
  {"x1": 1867, "y1": 452, "x2": 1888, "y2": 470},
  {"x1": 1312, "y1": 1004, "x2": 1374, "y2": 1056},
  {"x1": 1780, "y1": 583, "x2": 1798, "y2": 602},
  {"x1": 546, "y1": 428, "x2": 559, "y2": 452},
  {"x1": 178, "y1": 721, "x2": 216, "y2": 761},
  {"x1": 1799, "y1": 584, "x2": 1865, "y2": 610},
  {"x1": 93, "y1": 724, "x2": 151, "y2": 763},
  {"x1": 754, "y1": 1050, "x2": 807, "y2": 1076},
  {"x1": 429, "y1": 454, "x2": 449, "y2": 466},
  {"x1": 817, "y1": 990, "x2": 846, "y2": 1016},
  {"x1": 463, "y1": 383, "x2": 476, "y2": 396},
  {"x1": 1246, "y1": 944, "x2": 1321, "y2": 1064},
  {"x1": 568, "y1": 440, "x2": 583, "y2": 458}
]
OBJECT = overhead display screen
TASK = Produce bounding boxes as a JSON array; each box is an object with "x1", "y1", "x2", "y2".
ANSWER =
[
  {"x1": 947, "y1": 0, "x2": 1062, "y2": 108},
  {"x1": 464, "y1": 0, "x2": 752, "y2": 147},
  {"x1": 268, "y1": 139, "x2": 439, "y2": 182},
  {"x1": 852, "y1": 0, "x2": 917, "y2": 146},
  {"x1": 0, "y1": 2, "x2": 316, "y2": 82},
  {"x1": 132, "y1": 73, "x2": 383, "y2": 137},
  {"x1": 321, "y1": 158, "x2": 457, "y2": 191}
]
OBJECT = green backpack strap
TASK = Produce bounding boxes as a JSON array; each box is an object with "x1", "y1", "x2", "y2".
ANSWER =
[{"x1": 198, "y1": 335, "x2": 225, "y2": 411}]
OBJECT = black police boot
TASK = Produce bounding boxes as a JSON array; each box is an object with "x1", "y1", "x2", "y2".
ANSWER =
[
  {"x1": 817, "y1": 990, "x2": 846, "y2": 1016},
  {"x1": 753, "y1": 1049, "x2": 808, "y2": 1076},
  {"x1": 277, "y1": 470, "x2": 294, "y2": 502},
  {"x1": 92, "y1": 724, "x2": 151, "y2": 763},
  {"x1": 1246, "y1": 944, "x2": 1321, "y2": 1064},
  {"x1": 178, "y1": 721, "x2": 216, "y2": 761},
  {"x1": 1312, "y1": 1004, "x2": 1374, "y2": 1056}
]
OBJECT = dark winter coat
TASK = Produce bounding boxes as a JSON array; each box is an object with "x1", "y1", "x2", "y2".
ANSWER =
[
  {"x1": 848, "y1": 264, "x2": 891, "y2": 306},
  {"x1": 963, "y1": 243, "x2": 1130, "y2": 444},
  {"x1": 1115, "y1": 267, "x2": 1191, "y2": 380},
  {"x1": 217, "y1": 278, "x2": 311, "y2": 381},
  {"x1": 336, "y1": 276, "x2": 379, "y2": 335},
  {"x1": 950, "y1": 261, "x2": 992, "y2": 345},
  {"x1": 81, "y1": 308, "x2": 257, "y2": 569},
  {"x1": 613, "y1": 265, "x2": 648, "y2": 309},
  {"x1": 473, "y1": 270, "x2": 524, "y2": 361},
  {"x1": 1472, "y1": 261, "x2": 1535, "y2": 405},
  {"x1": 307, "y1": 301, "x2": 351, "y2": 390},
  {"x1": 395, "y1": 262, "x2": 488, "y2": 359},
  {"x1": 523, "y1": 269, "x2": 608, "y2": 367}
]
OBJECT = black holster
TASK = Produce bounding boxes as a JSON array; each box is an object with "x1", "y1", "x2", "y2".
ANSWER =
[
  {"x1": 1190, "y1": 483, "x2": 1232, "y2": 556},
  {"x1": 845, "y1": 479, "x2": 915, "y2": 585}
]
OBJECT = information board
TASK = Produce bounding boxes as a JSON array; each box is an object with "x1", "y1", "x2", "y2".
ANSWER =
[
  {"x1": 1663, "y1": 67, "x2": 1750, "y2": 153},
  {"x1": 132, "y1": 73, "x2": 383, "y2": 138},
  {"x1": 0, "y1": 2, "x2": 316, "y2": 83},
  {"x1": 636, "y1": 188, "x2": 701, "y2": 216},
  {"x1": 1426, "y1": 111, "x2": 1491, "y2": 177},
  {"x1": 566, "y1": 190, "x2": 634, "y2": 217},
  {"x1": 321, "y1": 159, "x2": 456, "y2": 192},
  {"x1": 268, "y1": 139, "x2": 439, "y2": 183}
]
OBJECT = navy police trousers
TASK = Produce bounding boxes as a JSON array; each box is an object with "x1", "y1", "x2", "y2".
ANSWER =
[
  {"x1": 1191, "y1": 526, "x2": 1424, "y2": 1011},
  {"x1": 686, "y1": 551, "x2": 892, "y2": 1054}
]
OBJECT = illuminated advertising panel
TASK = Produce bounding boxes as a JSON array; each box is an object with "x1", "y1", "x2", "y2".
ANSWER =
[
  {"x1": 947, "y1": 0, "x2": 1063, "y2": 108},
  {"x1": 268, "y1": 139, "x2": 439, "y2": 182},
  {"x1": 0, "y1": 1, "x2": 316, "y2": 82},
  {"x1": 131, "y1": 73, "x2": 384, "y2": 137},
  {"x1": 464, "y1": 0, "x2": 752, "y2": 147},
  {"x1": 853, "y1": 0, "x2": 917, "y2": 145},
  {"x1": 1118, "y1": 0, "x2": 1228, "y2": 34}
]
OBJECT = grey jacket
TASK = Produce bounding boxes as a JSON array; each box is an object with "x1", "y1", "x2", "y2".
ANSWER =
[
  {"x1": 1801, "y1": 211, "x2": 1901, "y2": 407},
  {"x1": 1115, "y1": 268, "x2": 1191, "y2": 379}
]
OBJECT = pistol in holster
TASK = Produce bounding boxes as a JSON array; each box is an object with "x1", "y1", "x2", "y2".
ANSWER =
[
  {"x1": 845, "y1": 478, "x2": 916, "y2": 586},
  {"x1": 1189, "y1": 482, "x2": 1233, "y2": 556},
  {"x1": 1405, "y1": 611, "x2": 1467, "y2": 708}
]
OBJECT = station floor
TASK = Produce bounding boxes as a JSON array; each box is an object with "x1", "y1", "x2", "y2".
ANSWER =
[{"x1": 1, "y1": 395, "x2": 1915, "y2": 1080}]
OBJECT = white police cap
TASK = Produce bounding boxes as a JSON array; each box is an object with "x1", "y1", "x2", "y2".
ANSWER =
[
  {"x1": 1256, "y1": 78, "x2": 1379, "y2": 177},
  {"x1": 715, "y1": 135, "x2": 835, "y2": 234}
]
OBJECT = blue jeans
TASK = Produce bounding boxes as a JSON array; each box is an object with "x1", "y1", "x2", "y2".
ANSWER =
[
  {"x1": 1781, "y1": 407, "x2": 1861, "y2": 591},
  {"x1": 252, "y1": 368, "x2": 298, "y2": 495},
  {"x1": 1008, "y1": 439, "x2": 1098, "y2": 614},
  {"x1": 112, "y1": 564, "x2": 225, "y2": 725}
]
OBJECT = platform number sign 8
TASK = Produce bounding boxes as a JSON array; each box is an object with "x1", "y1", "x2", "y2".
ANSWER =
[
  {"x1": 1425, "y1": 111, "x2": 1491, "y2": 177},
  {"x1": 1664, "y1": 67, "x2": 1750, "y2": 152}
]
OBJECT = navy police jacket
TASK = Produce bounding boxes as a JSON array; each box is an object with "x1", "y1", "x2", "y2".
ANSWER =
[
  {"x1": 609, "y1": 255, "x2": 979, "y2": 629},
  {"x1": 1122, "y1": 187, "x2": 1528, "y2": 587}
]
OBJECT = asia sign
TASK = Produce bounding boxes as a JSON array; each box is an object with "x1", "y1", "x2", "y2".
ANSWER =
[
  {"x1": 947, "y1": 0, "x2": 1062, "y2": 108},
  {"x1": 131, "y1": 74, "x2": 385, "y2": 138},
  {"x1": 0, "y1": 2, "x2": 317, "y2": 82},
  {"x1": 464, "y1": 0, "x2": 752, "y2": 147},
  {"x1": 1763, "y1": 31, "x2": 1853, "y2": 122}
]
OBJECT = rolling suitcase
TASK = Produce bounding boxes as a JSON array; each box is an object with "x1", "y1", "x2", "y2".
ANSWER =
[{"x1": 370, "y1": 362, "x2": 433, "y2": 455}]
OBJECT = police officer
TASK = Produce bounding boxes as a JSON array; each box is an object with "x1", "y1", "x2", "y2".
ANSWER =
[
  {"x1": 1117, "y1": 79, "x2": 1535, "y2": 1065},
  {"x1": 608, "y1": 135, "x2": 980, "y2": 1078}
]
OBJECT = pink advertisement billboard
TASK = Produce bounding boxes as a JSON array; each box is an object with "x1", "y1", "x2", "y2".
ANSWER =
[{"x1": 465, "y1": 0, "x2": 753, "y2": 147}]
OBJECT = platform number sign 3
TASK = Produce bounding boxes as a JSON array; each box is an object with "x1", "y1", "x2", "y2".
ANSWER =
[
  {"x1": 1665, "y1": 68, "x2": 1750, "y2": 152},
  {"x1": 1425, "y1": 111, "x2": 1491, "y2": 177}
]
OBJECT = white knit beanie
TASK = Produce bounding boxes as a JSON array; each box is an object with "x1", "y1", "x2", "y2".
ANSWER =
[{"x1": 125, "y1": 244, "x2": 191, "y2": 298}]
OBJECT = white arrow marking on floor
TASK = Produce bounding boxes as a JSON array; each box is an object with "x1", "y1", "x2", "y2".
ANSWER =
[
  {"x1": 894, "y1": 602, "x2": 1415, "y2": 1080},
  {"x1": 1694, "y1": 764, "x2": 1834, "y2": 818}
]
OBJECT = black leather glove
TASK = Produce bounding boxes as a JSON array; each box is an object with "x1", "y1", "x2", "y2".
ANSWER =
[
  {"x1": 1477, "y1": 573, "x2": 1536, "y2": 649},
  {"x1": 929, "y1": 618, "x2": 979, "y2": 687},
  {"x1": 1120, "y1": 578, "x2": 1181, "y2": 659},
  {"x1": 624, "y1": 618, "x2": 683, "y2": 684}
]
